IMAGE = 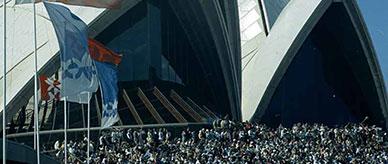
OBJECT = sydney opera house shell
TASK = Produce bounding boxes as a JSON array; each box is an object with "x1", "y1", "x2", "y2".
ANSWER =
[
  {"x1": 0, "y1": 0, "x2": 388, "y2": 157},
  {"x1": 241, "y1": 0, "x2": 388, "y2": 128}
]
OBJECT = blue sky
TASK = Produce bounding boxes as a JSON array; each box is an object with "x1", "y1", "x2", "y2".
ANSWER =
[{"x1": 357, "y1": 0, "x2": 388, "y2": 90}]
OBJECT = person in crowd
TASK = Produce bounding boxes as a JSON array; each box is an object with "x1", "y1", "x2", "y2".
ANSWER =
[{"x1": 45, "y1": 120, "x2": 388, "y2": 163}]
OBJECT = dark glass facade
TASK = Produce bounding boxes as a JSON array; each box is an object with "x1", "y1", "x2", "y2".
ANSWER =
[
  {"x1": 262, "y1": 0, "x2": 290, "y2": 28},
  {"x1": 94, "y1": 0, "x2": 240, "y2": 123},
  {"x1": 96, "y1": 1, "x2": 183, "y2": 84},
  {"x1": 262, "y1": 36, "x2": 358, "y2": 126},
  {"x1": 260, "y1": 4, "x2": 385, "y2": 127}
]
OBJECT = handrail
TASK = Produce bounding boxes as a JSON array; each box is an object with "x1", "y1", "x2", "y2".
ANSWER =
[
  {"x1": 170, "y1": 90, "x2": 203, "y2": 122},
  {"x1": 202, "y1": 105, "x2": 219, "y2": 119},
  {"x1": 137, "y1": 88, "x2": 165, "y2": 124},
  {"x1": 122, "y1": 89, "x2": 143, "y2": 125},
  {"x1": 186, "y1": 97, "x2": 212, "y2": 119},
  {"x1": 153, "y1": 87, "x2": 187, "y2": 123},
  {"x1": 6, "y1": 122, "x2": 210, "y2": 138}
]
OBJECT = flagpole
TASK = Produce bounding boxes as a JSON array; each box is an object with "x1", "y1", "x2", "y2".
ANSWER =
[
  {"x1": 2, "y1": 0, "x2": 7, "y2": 162},
  {"x1": 87, "y1": 92, "x2": 91, "y2": 164},
  {"x1": 64, "y1": 97, "x2": 67, "y2": 164},
  {"x1": 33, "y1": 1, "x2": 40, "y2": 163}
]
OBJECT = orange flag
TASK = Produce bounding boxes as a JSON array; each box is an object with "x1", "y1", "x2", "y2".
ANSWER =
[{"x1": 88, "y1": 38, "x2": 122, "y2": 65}]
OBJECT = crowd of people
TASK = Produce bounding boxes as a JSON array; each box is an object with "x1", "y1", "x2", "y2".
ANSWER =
[{"x1": 46, "y1": 120, "x2": 388, "y2": 163}]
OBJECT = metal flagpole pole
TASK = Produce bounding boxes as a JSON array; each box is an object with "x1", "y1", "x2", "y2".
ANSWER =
[
  {"x1": 64, "y1": 97, "x2": 67, "y2": 164},
  {"x1": 33, "y1": 1, "x2": 40, "y2": 163},
  {"x1": 2, "y1": 0, "x2": 7, "y2": 162},
  {"x1": 34, "y1": 114, "x2": 36, "y2": 150},
  {"x1": 87, "y1": 92, "x2": 90, "y2": 164}
]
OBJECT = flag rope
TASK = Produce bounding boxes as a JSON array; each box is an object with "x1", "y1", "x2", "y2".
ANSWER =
[
  {"x1": 2, "y1": 0, "x2": 7, "y2": 162},
  {"x1": 64, "y1": 97, "x2": 67, "y2": 164},
  {"x1": 87, "y1": 92, "x2": 91, "y2": 164},
  {"x1": 33, "y1": 1, "x2": 41, "y2": 163}
]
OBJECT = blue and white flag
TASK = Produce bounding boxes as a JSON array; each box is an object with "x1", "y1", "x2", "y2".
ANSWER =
[
  {"x1": 95, "y1": 61, "x2": 120, "y2": 128},
  {"x1": 44, "y1": 2, "x2": 98, "y2": 104},
  {"x1": 16, "y1": 0, "x2": 123, "y2": 9}
]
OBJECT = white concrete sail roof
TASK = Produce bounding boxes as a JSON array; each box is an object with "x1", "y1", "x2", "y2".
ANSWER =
[
  {"x1": 238, "y1": 0, "x2": 267, "y2": 69},
  {"x1": 242, "y1": 0, "x2": 327, "y2": 121},
  {"x1": 241, "y1": 0, "x2": 388, "y2": 128},
  {"x1": 0, "y1": 0, "x2": 105, "y2": 113}
]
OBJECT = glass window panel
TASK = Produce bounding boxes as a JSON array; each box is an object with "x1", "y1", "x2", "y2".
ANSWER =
[
  {"x1": 239, "y1": 10, "x2": 249, "y2": 19},
  {"x1": 238, "y1": 0, "x2": 266, "y2": 46},
  {"x1": 238, "y1": 0, "x2": 249, "y2": 5},
  {"x1": 240, "y1": 9, "x2": 260, "y2": 30},
  {"x1": 240, "y1": 0, "x2": 257, "y2": 12},
  {"x1": 263, "y1": 0, "x2": 290, "y2": 28},
  {"x1": 243, "y1": 22, "x2": 262, "y2": 40}
]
